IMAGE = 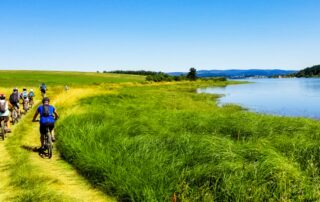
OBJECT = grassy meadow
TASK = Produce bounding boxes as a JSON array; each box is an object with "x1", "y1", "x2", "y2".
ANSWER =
[
  {"x1": 0, "y1": 71, "x2": 139, "y2": 201},
  {"x1": 0, "y1": 70, "x2": 144, "y2": 87},
  {"x1": 56, "y1": 79, "x2": 320, "y2": 201},
  {"x1": 1, "y1": 70, "x2": 320, "y2": 201}
]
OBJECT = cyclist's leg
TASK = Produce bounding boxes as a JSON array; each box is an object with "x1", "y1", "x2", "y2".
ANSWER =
[
  {"x1": 15, "y1": 103, "x2": 21, "y2": 117},
  {"x1": 48, "y1": 123, "x2": 55, "y2": 141},
  {"x1": 4, "y1": 116, "x2": 11, "y2": 132},
  {"x1": 40, "y1": 125, "x2": 46, "y2": 148},
  {"x1": 41, "y1": 89, "x2": 46, "y2": 98}
]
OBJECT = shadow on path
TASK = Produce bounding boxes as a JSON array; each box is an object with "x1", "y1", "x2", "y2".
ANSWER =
[
  {"x1": 21, "y1": 145, "x2": 39, "y2": 153},
  {"x1": 21, "y1": 145, "x2": 51, "y2": 159}
]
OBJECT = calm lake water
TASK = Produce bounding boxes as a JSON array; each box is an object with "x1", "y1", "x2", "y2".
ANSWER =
[{"x1": 198, "y1": 78, "x2": 320, "y2": 119}]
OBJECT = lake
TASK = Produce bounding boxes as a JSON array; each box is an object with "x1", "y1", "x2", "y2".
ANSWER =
[{"x1": 198, "y1": 78, "x2": 320, "y2": 119}]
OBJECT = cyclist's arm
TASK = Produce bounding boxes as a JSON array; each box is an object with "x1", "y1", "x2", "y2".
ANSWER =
[
  {"x1": 32, "y1": 111, "x2": 39, "y2": 121},
  {"x1": 54, "y1": 111, "x2": 59, "y2": 120}
]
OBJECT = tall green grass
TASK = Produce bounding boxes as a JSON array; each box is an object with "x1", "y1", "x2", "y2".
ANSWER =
[{"x1": 57, "y1": 83, "x2": 320, "y2": 201}]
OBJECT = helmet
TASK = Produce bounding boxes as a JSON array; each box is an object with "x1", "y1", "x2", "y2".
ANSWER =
[
  {"x1": 23, "y1": 88, "x2": 27, "y2": 91},
  {"x1": 30, "y1": 89, "x2": 34, "y2": 92},
  {"x1": 0, "y1": 93, "x2": 5, "y2": 99},
  {"x1": 42, "y1": 97, "x2": 50, "y2": 104},
  {"x1": 13, "y1": 87, "x2": 18, "y2": 92}
]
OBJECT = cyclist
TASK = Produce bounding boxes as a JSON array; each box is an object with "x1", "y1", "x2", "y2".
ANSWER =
[
  {"x1": 32, "y1": 97, "x2": 59, "y2": 149},
  {"x1": 40, "y1": 83, "x2": 47, "y2": 98},
  {"x1": 0, "y1": 93, "x2": 11, "y2": 133},
  {"x1": 20, "y1": 88, "x2": 29, "y2": 112},
  {"x1": 9, "y1": 88, "x2": 20, "y2": 117},
  {"x1": 28, "y1": 89, "x2": 35, "y2": 100},
  {"x1": 28, "y1": 89, "x2": 35, "y2": 108},
  {"x1": 20, "y1": 88, "x2": 28, "y2": 100}
]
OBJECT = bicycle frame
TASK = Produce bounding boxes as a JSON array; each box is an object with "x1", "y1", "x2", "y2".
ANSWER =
[
  {"x1": 23, "y1": 99, "x2": 29, "y2": 112},
  {"x1": 29, "y1": 98, "x2": 34, "y2": 108},
  {"x1": 11, "y1": 106, "x2": 19, "y2": 125},
  {"x1": 43, "y1": 126, "x2": 53, "y2": 158}
]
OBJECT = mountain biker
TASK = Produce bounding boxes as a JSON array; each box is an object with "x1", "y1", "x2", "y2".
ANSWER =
[
  {"x1": 0, "y1": 93, "x2": 11, "y2": 133},
  {"x1": 28, "y1": 89, "x2": 35, "y2": 100},
  {"x1": 32, "y1": 97, "x2": 59, "y2": 149},
  {"x1": 20, "y1": 88, "x2": 28, "y2": 100},
  {"x1": 40, "y1": 83, "x2": 47, "y2": 97},
  {"x1": 9, "y1": 88, "x2": 20, "y2": 117},
  {"x1": 20, "y1": 88, "x2": 29, "y2": 112}
]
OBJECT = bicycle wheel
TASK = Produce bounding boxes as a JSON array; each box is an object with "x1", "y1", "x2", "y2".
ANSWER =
[
  {"x1": 24, "y1": 102, "x2": 28, "y2": 113},
  {"x1": 46, "y1": 131, "x2": 53, "y2": 159},
  {"x1": 1, "y1": 120, "x2": 5, "y2": 140},
  {"x1": 12, "y1": 110, "x2": 17, "y2": 125}
]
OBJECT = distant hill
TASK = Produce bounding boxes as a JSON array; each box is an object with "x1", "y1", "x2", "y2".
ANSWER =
[
  {"x1": 295, "y1": 65, "x2": 320, "y2": 77},
  {"x1": 168, "y1": 69, "x2": 297, "y2": 78}
]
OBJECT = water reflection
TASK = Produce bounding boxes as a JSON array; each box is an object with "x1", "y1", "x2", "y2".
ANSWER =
[{"x1": 198, "y1": 78, "x2": 320, "y2": 119}]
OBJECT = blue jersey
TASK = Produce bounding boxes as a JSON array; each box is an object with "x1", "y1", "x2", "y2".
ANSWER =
[{"x1": 37, "y1": 105, "x2": 55, "y2": 125}]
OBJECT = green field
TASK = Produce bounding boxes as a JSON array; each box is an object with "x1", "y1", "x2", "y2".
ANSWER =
[
  {"x1": 0, "y1": 70, "x2": 144, "y2": 87},
  {"x1": 1, "y1": 71, "x2": 320, "y2": 201},
  {"x1": 56, "y1": 78, "x2": 320, "y2": 201}
]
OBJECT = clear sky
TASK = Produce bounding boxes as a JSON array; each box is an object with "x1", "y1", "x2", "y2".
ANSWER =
[{"x1": 0, "y1": 0, "x2": 319, "y2": 72}]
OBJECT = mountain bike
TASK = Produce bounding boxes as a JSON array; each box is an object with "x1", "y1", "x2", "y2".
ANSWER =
[
  {"x1": 11, "y1": 106, "x2": 19, "y2": 125},
  {"x1": 41, "y1": 89, "x2": 46, "y2": 98},
  {"x1": 42, "y1": 126, "x2": 53, "y2": 158},
  {"x1": 23, "y1": 99, "x2": 29, "y2": 113},
  {"x1": 0, "y1": 117, "x2": 6, "y2": 140},
  {"x1": 29, "y1": 98, "x2": 34, "y2": 108}
]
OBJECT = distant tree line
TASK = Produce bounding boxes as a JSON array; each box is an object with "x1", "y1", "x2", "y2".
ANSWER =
[
  {"x1": 105, "y1": 70, "x2": 161, "y2": 75},
  {"x1": 105, "y1": 67, "x2": 200, "y2": 82},
  {"x1": 146, "y1": 67, "x2": 198, "y2": 82},
  {"x1": 294, "y1": 65, "x2": 320, "y2": 77},
  {"x1": 104, "y1": 67, "x2": 227, "y2": 82}
]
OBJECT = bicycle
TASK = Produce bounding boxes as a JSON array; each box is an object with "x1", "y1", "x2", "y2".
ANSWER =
[
  {"x1": 23, "y1": 99, "x2": 29, "y2": 113},
  {"x1": 11, "y1": 106, "x2": 19, "y2": 125},
  {"x1": 33, "y1": 120, "x2": 54, "y2": 159},
  {"x1": 42, "y1": 125, "x2": 53, "y2": 159},
  {"x1": 0, "y1": 117, "x2": 6, "y2": 140},
  {"x1": 29, "y1": 98, "x2": 34, "y2": 108},
  {"x1": 41, "y1": 90, "x2": 46, "y2": 99}
]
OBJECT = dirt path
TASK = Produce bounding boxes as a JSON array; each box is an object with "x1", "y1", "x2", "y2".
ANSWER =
[
  {"x1": 0, "y1": 88, "x2": 116, "y2": 202},
  {"x1": 0, "y1": 138, "x2": 15, "y2": 201}
]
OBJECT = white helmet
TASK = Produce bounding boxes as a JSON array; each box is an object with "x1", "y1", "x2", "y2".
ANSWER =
[{"x1": 30, "y1": 89, "x2": 34, "y2": 92}]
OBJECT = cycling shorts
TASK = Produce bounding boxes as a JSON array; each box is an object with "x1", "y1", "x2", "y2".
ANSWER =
[{"x1": 40, "y1": 123, "x2": 54, "y2": 135}]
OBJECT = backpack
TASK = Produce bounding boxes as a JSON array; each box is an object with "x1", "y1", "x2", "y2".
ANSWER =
[
  {"x1": 9, "y1": 93, "x2": 19, "y2": 104},
  {"x1": 0, "y1": 101, "x2": 6, "y2": 113},
  {"x1": 41, "y1": 84, "x2": 47, "y2": 91},
  {"x1": 22, "y1": 91, "x2": 28, "y2": 98},
  {"x1": 42, "y1": 105, "x2": 51, "y2": 117}
]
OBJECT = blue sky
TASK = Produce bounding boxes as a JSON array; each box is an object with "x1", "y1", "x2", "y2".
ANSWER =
[{"x1": 0, "y1": 0, "x2": 319, "y2": 72}]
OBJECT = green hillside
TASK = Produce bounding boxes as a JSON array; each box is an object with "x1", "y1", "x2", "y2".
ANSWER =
[{"x1": 295, "y1": 65, "x2": 320, "y2": 77}]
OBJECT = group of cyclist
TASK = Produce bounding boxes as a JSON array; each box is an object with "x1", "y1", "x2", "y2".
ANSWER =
[
  {"x1": 0, "y1": 83, "x2": 59, "y2": 151},
  {"x1": 0, "y1": 88, "x2": 34, "y2": 133}
]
